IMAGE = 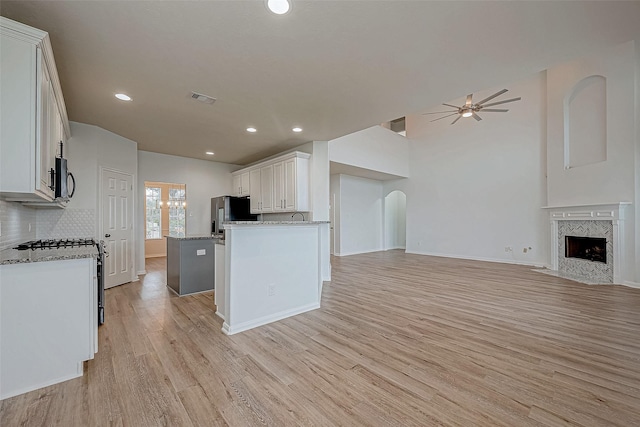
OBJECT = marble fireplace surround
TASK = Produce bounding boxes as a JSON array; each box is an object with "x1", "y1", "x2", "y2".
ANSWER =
[{"x1": 543, "y1": 202, "x2": 630, "y2": 284}]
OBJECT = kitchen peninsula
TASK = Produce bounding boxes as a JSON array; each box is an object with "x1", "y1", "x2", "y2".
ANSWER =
[{"x1": 217, "y1": 220, "x2": 328, "y2": 335}]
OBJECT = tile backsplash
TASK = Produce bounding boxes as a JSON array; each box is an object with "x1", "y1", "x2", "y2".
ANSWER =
[
  {"x1": 0, "y1": 200, "x2": 96, "y2": 250},
  {"x1": 37, "y1": 208, "x2": 96, "y2": 239},
  {"x1": 0, "y1": 200, "x2": 37, "y2": 250}
]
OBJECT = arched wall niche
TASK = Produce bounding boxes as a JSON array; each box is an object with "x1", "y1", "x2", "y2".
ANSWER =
[{"x1": 563, "y1": 75, "x2": 607, "y2": 169}]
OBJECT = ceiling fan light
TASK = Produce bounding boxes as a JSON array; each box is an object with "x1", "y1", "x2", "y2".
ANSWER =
[{"x1": 462, "y1": 110, "x2": 473, "y2": 118}]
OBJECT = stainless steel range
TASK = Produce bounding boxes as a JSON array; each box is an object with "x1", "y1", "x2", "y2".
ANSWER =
[{"x1": 13, "y1": 238, "x2": 107, "y2": 325}]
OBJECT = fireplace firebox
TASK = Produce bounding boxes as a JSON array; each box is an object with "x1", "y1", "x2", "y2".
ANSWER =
[{"x1": 565, "y1": 236, "x2": 607, "y2": 263}]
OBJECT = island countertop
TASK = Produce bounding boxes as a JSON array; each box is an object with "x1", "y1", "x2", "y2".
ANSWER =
[{"x1": 165, "y1": 235, "x2": 220, "y2": 241}]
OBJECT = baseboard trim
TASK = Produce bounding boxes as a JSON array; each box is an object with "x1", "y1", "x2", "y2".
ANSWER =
[
  {"x1": 623, "y1": 281, "x2": 640, "y2": 289},
  {"x1": 0, "y1": 366, "x2": 83, "y2": 400},
  {"x1": 334, "y1": 248, "x2": 385, "y2": 257},
  {"x1": 136, "y1": 270, "x2": 147, "y2": 276},
  {"x1": 405, "y1": 250, "x2": 545, "y2": 268},
  {"x1": 222, "y1": 301, "x2": 320, "y2": 335}
]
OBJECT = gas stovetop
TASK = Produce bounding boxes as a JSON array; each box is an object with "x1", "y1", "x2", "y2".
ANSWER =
[{"x1": 14, "y1": 238, "x2": 97, "y2": 251}]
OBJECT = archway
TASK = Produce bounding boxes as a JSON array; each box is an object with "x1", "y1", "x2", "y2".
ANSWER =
[{"x1": 384, "y1": 190, "x2": 406, "y2": 250}]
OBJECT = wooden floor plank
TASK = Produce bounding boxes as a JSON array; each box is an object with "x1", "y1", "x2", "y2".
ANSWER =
[{"x1": 3, "y1": 251, "x2": 640, "y2": 426}]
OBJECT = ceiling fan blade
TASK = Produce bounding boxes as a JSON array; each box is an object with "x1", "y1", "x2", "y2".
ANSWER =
[
  {"x1": 430, "y1": 113, "x2": 459, "y2": 122},
  {"x1": 472, "y1": 112, "x2": 482, "y2": 121},
  {"x1": 475, "y1": 89, "x2": 508, "y2": 106},
  {"x1": 423, "y1": 110, "x2": 458, "y2": 115},
  {"x1": 465, "y1": 94, "x2": 473, "y2": 106},
  {"x1": 451, "y1": 115, "x2": 462, "y2": 125},
  {"x1": 479, "y1": 108, "x2": 509, "y2": 112},
  {"x1": 442, "y1": 103, "x2": 460, "y2": 109},
  {"x1": 481, "y1": 97, "x2": 521, "y2": 108}
]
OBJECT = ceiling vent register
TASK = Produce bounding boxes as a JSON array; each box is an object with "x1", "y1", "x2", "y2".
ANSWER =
[{"x1": 191, "y1": 92, "x2": 216, "y2": 104}]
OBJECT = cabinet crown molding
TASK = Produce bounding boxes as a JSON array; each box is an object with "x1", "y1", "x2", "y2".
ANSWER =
[
  {"x1": 0, "y1": 17, "x2": 70, "y2": 138},
  {"x1": 232, "y1": 151, "x2": 311, "y2": 176}
]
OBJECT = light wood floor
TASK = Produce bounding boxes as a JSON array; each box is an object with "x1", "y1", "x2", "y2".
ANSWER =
[{"x1": 2, "y1": 251, "x2": 640, "y2": 426}]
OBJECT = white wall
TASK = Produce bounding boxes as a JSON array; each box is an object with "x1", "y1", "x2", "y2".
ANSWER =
[
  {"x1": 64, "y1": 121, "x2": 138, "y2": 219},
  {"x1": 396, "y1": 72, "x2": 549, "y2": 266},
  {"x1": 329, "y1": 126, "x2": 410, "y2": 178},
  {"x1": 547, "y1": 41, "x2": 636, "y2": 206},
  {"x1": 635, "y1": 42, "x2": 640, "y2": 285},
  {"x1": 310, "y1": 141, "x2": 331, "y2": 281},
  {"x1": 0, "y1": 200, "x2": 35, "y2": 250},
  {"x1": 329, "y1": 174, "x2": 341, "y2": 255},
  {"x1": 333, "y1": 174, "x2": 384, "y2": 256},
  {"x1": 136, "y1": 150, "x2": 236, "y2": 272},
  {"x1": 546, "y1": 41, "x2": 638, "y2": 285}
]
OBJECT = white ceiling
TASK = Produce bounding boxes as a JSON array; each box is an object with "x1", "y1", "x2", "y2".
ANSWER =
[{"x1": 2, "y1": 1, "x2": 639, "y2": 165}]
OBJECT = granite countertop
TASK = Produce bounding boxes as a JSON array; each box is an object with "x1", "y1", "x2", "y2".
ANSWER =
[
  {"x1": 0, "y1": 246, "x2": 98, "y2": 265},
  {"x1": 165, "y1": 234, "x2": 220, "y2": 241},
  {"x1": 223, "y1": 221, "x2": 330, "y2": 226}
]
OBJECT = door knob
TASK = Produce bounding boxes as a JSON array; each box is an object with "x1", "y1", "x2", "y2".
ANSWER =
[{"x1": 105, "y1": 234, "x2": 111, "y2": 238}]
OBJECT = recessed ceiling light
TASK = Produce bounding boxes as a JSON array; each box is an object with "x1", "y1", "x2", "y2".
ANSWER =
[
  {"x1": 292, "y1": 127, "x2": 303, "y2": 133},
  {"x1": 115, "y1": 93, "x2": 132, "y2": 101},
  {"x1": 246, "y1": 127, "x2": 257, "y2": 133},
  {"x1": 266, "y1": 0, "x2": 291, "y2": 15},
  {"x1": 206, "y1": 151, "x2": 214, "y2": 155}
]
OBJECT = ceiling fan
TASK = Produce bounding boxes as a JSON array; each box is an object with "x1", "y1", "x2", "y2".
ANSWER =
[{"x1": 424, "y1": 89, "x2": 521, "y2": 125}]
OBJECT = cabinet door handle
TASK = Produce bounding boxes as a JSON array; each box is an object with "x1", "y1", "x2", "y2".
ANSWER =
[{"x1": 49, "y1": 168, "x2": 56, "y2": 191}]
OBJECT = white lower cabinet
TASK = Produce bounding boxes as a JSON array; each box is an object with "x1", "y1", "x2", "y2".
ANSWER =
[{"x1": 0, "y1": 258, "x2": 97, "y2": 400}]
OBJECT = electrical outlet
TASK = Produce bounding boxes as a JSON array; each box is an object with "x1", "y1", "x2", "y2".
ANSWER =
[{"x1": 268, "y1": 283, "x2": 276, "y2": 297}]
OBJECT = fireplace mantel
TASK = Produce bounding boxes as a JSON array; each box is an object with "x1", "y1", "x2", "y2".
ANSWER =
[
  {"x1": 543, "y1": 202, "x2": 630, "y2": 284},
  {"x1": 541, "y1": 202, "x2": 631, "y2": 220}
]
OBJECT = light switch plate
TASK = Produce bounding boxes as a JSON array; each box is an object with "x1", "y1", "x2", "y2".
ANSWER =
[{"x1": 196, "y1": 249, "x2": 206, "y2": 256}]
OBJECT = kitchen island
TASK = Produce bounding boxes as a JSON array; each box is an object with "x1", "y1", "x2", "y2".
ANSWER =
[
  {"x1": 219, "y1": 221, "x2": 329, "y2": 335},
  {"x1": 166, "y1": 235, "x2": 218, "y2": 296}
]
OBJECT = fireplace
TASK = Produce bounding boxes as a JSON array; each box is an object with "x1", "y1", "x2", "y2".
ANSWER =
[
  {"x1": 543, "y1": 203, "x2": 629, "y2": 285},
  {"x1": 565, "y1": 236, "x2": 606, "y2": 263}
]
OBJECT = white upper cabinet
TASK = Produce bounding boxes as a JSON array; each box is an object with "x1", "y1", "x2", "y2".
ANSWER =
[
  {"x1": 259, "y1": 165, "x2": 274, "y2": 213},
  {"x1": 249, "y1": 165, "x2": 275, "y2": 214},
  {"x1": 231, "y1": 171, "x2": 250, "y2": 197},
  {"x1": 239, "y1": 151, "x2": 310, "y2": 214},
  {"x1": 273, "y1": 161, "x2": 285, "y2": 211},
  {"x1": 0, "y1": 17, "x2": 69, "y2": 202},
  {"x1": 249, "y1": 169, "x2": 261, "y2": 213}
]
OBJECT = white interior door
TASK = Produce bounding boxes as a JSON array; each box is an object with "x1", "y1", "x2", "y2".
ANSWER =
[{"x1": 102, "y1": 169, "x2": 133, "y2": 289}]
